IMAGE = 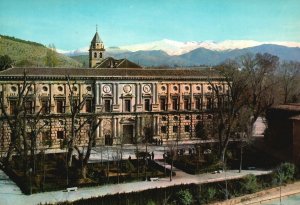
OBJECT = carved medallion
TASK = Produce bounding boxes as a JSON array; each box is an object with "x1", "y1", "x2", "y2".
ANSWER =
[
  {"x1": 103, "y1": 85, "x2": 111, "y2": 93},
  {"x1": 143, "y1": 84, "x2": 151, "y2": 93}
]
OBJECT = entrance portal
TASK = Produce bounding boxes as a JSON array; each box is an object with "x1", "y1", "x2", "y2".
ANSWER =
[{"x1": 123, "y1": 125, "x2": 134, "y2": 144}]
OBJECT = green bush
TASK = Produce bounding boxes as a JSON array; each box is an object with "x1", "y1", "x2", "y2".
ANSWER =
[
  {"x1": 176, "y1": 189, "x2": 193, "y2": 205},
  {"x1": 275, "y1": 162, "x2": 295, "y2": 184},
  {"x1": 240, "y1": 174, "x2": 258, "y2": 194},
  {"x1": 203, "y1": 187, "x2": 217, "y2": 203}
]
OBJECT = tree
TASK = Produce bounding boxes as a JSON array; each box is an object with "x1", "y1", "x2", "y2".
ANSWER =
[
  {"x1": 209, "y1": 60, "x2": 249, "y2": 163},
  {"x1": 277, "y1": 61, "x2": 300, "y2": 103},
  {"x1": 65, "y1": 75, "x2": 89, "y2": 167},
  {"x1": 210, "y1": 53, "x2": 279, "y2": 163},
  {"x1": 0, "y1": 71, "x2": 44, "y2": 178},
  {"x1": 0, "y1": 55, "x2": 13, "y2": 70},
  {"x1": 241, "y1": 53, "x2": 279, "y2": 126},
  {"x1": 45, "y1": 44, "x2": 58, "y2": 67},
  {"x1": 74, "y1": 116, "x2": 101, "y2": 179}
]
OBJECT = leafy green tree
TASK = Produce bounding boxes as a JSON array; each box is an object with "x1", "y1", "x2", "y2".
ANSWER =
[
  {"x1": 45, "y1": 44, "x2": 58, "y2": 67},
  {"x1": 0, "y1": 55, "x2": 13, "y2": 70}
]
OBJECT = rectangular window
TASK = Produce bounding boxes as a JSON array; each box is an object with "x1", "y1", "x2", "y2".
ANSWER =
[
  {"x1": 41, "y1": 99, "x2": 50, "y2": 114},
  {"x1": 206, "y1": 97, "x2": 212, "y2": 110},
  {"x1": 173, "y1": 126, "x2": 178, "y2": 133},
  {"x1": 144, "y1": 99, "x2": 151, "y2": 111},
  {"x1": 86, "y1": 99, "x2": 92, "y2": 113},
  {"x1": 160, "y1": 98, "x2": 167, "y2": 111},
  {"x1": 56, "y1": 99, "x2": 65, "y2": 113},
  {"x1": 161, "y1": 126, "x2": 167, "y2": 134},
  {"x1": 71, "y1": 98, "x2": 78, "y2": 111},
  {"x1": 195, "y1": 98, "x2": 202, "y2": 110},
  {"x1": 25, "y1": 100, "x2": 34, "y2": 114},
  {"x1": 172, "y1": 98, "x2": 178, "y2": 111},
  {"x1": 10, "y1": 100, "x2": 17, "y2": 115},
  {"x1": 125, "y1": 99, "x2": 131, "y2": 112},
  {"x1": 184, "y1": 98, "x2": 190, "y2": 110},
  {"x1": 185, "y1": 125, "x2": 190, "y2": 133},
  {"x1": 57, "y1": 131, "x2": 64, "y2": 139},
  {"x1": 104, "y1": 99, "x2": 111, "y2": 112},
  {"x1": 217, "y1": 97, "x2": 224, "y2": 109}
]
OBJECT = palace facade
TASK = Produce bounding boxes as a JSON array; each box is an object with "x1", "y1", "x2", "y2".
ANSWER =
[{"x1": 0, "y1": 32, "x2": 228, "y2": 150}]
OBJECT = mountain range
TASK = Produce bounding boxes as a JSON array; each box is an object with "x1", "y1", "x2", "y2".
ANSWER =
[{"x1": 67, "y1": 39, "x2": 300, "y2": 67}]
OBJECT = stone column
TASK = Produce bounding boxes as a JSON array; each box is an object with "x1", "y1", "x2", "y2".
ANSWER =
[{"x1": 115, "y1": 83, "x2": 119, "y2": 105}]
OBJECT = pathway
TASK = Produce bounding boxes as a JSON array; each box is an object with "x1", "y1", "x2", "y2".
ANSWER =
[{"x1": 0, "y1": 165, "x2": 271, "y2": 205}]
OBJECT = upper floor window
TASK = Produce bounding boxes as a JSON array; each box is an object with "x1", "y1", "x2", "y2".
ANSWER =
[
  {"x1": 144, "y1": 99, "x2": 151, "y2": 111},
  {"x1": 9, "y1": 100, "x2": 17, "y2": 115},
  {"x1": 25, "y1": 99, "x2": 34, "y2": 114},
  {"x1": 124, "y1": 99, "x2": 131, "y2": 112},
  {"x1": 104, "y1": 99, "x2": 111, "y2": 112},
  {"x1": 99, "y1": 52, "x2": 102, "y2": 58},
  {"x1": 56, "y1": 99, "x2": 65, "y2": 113},
  {"x1": 94, "y1": 52, "x2": 97, "y2": 58},
  {"x1": 160, "y1": 98, "x2": 167, "y2": 111},
  {"x1": 41, "y1": 99, "x2": 50, "y2": 114},
  {"x1": 195, "y1": 98, "x2": 202, "y2": 110},
  {"x1": 85, "y1": 99, "x2": 92, "y2": 113},
  {"x1": 172, "y1": 98, "x2": 179, "y2": 111},
  {"x1": 206, "y1": 97, "x2": 212, "y2": 110},
  {"x1": 184, "y1": 98, "x2": 190, "y2": 110}
]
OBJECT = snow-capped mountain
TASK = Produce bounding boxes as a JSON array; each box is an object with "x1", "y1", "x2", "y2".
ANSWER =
[
  {"x1": 60, "y1": 39, "x2": 300, "y2": 56},
  {"x1": 119, "y1": 39, "x2": 300, "y2": 55}
]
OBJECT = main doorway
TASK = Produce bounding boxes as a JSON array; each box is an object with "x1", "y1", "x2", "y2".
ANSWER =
[{"x1": 123, "y1": 125, "x2": 134, "y2": 144}]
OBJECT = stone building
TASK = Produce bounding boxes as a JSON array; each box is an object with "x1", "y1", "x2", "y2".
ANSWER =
[{"x1": 0, "y1": 31, "x2": 228, "y2": 150}]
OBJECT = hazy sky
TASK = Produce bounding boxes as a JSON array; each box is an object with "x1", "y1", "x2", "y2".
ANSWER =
[{"x1": 0, "y1": 0, "x2": 300, "y2": 51}]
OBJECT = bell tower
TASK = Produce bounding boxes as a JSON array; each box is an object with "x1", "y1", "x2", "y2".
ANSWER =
[{"x1": 89, "y1": 26, "x2": 105, "y2": 68}]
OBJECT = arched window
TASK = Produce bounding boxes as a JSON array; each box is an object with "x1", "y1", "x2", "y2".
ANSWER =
[
  {"x1": 94, "y1": 52, "x2": 97, "y2": 58},
  {"x1": 99, "y1": 52, "x2": 102, "y2": 58}
]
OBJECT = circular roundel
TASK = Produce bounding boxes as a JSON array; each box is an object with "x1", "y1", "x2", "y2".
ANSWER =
[
  {"x1": 143, "y1": 84, "x2": 151, "y2": 93},
  {"x1": 185, "y1": 86, "x2": 189, "y2": 91},
  {"x1": 11, "y1": 86, "x2": 17, "y2": 92},
  {"x1": 103, "y1": 85, "x2": 111, "y2": 93},
  {"x1": 86, "y1": 86, "x2": 92, "y2": 91},
  {"x1": 57, "y1": 86, "x2": 63, "y2": 92},
  {"x1": 173, "y1": 86, "x2": 178, "y2": 91},
  {"x1": 161, "y1": 86, "x2": 166, "y2": 91},
  {"x1": 123, "y1": 84, "x2": 132, "y2": 93},
  {"x1": 196, "y1": 86, "x2": 201, "y2": 91},
  {"x1": 42, "y1": 86, "x2": 48, "y2": 92}
]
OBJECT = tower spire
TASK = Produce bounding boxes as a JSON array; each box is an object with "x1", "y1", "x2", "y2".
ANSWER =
[{"x1": 96, "y1": 24, "x2": 98, "y2": 32}]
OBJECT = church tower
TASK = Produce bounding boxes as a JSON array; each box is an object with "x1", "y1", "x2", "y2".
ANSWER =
[{"x1": 89, "y1": 28, "x2": 105, "y2": 68}]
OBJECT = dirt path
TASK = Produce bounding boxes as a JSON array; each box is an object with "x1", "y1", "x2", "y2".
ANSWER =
[{"x1": 210, "y1": 181, "x2": 300, "y2": 205}]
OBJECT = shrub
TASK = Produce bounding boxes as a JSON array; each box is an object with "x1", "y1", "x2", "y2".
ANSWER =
[
  {"x1": 146, "y1": 200, "x2": 156, "y2": 205},
  {"x1": 176, "y1": 189, "x2": 193, "y2": 205},
  {"x1": 240, "y1": 174, "x2": 258, "y2": 194},
  {"x1": 275, "y1": 162, "x2": 295, "y2": 184},
  {"x1": 204, "y1": 187, "x2": 217, "y2": 203}
]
